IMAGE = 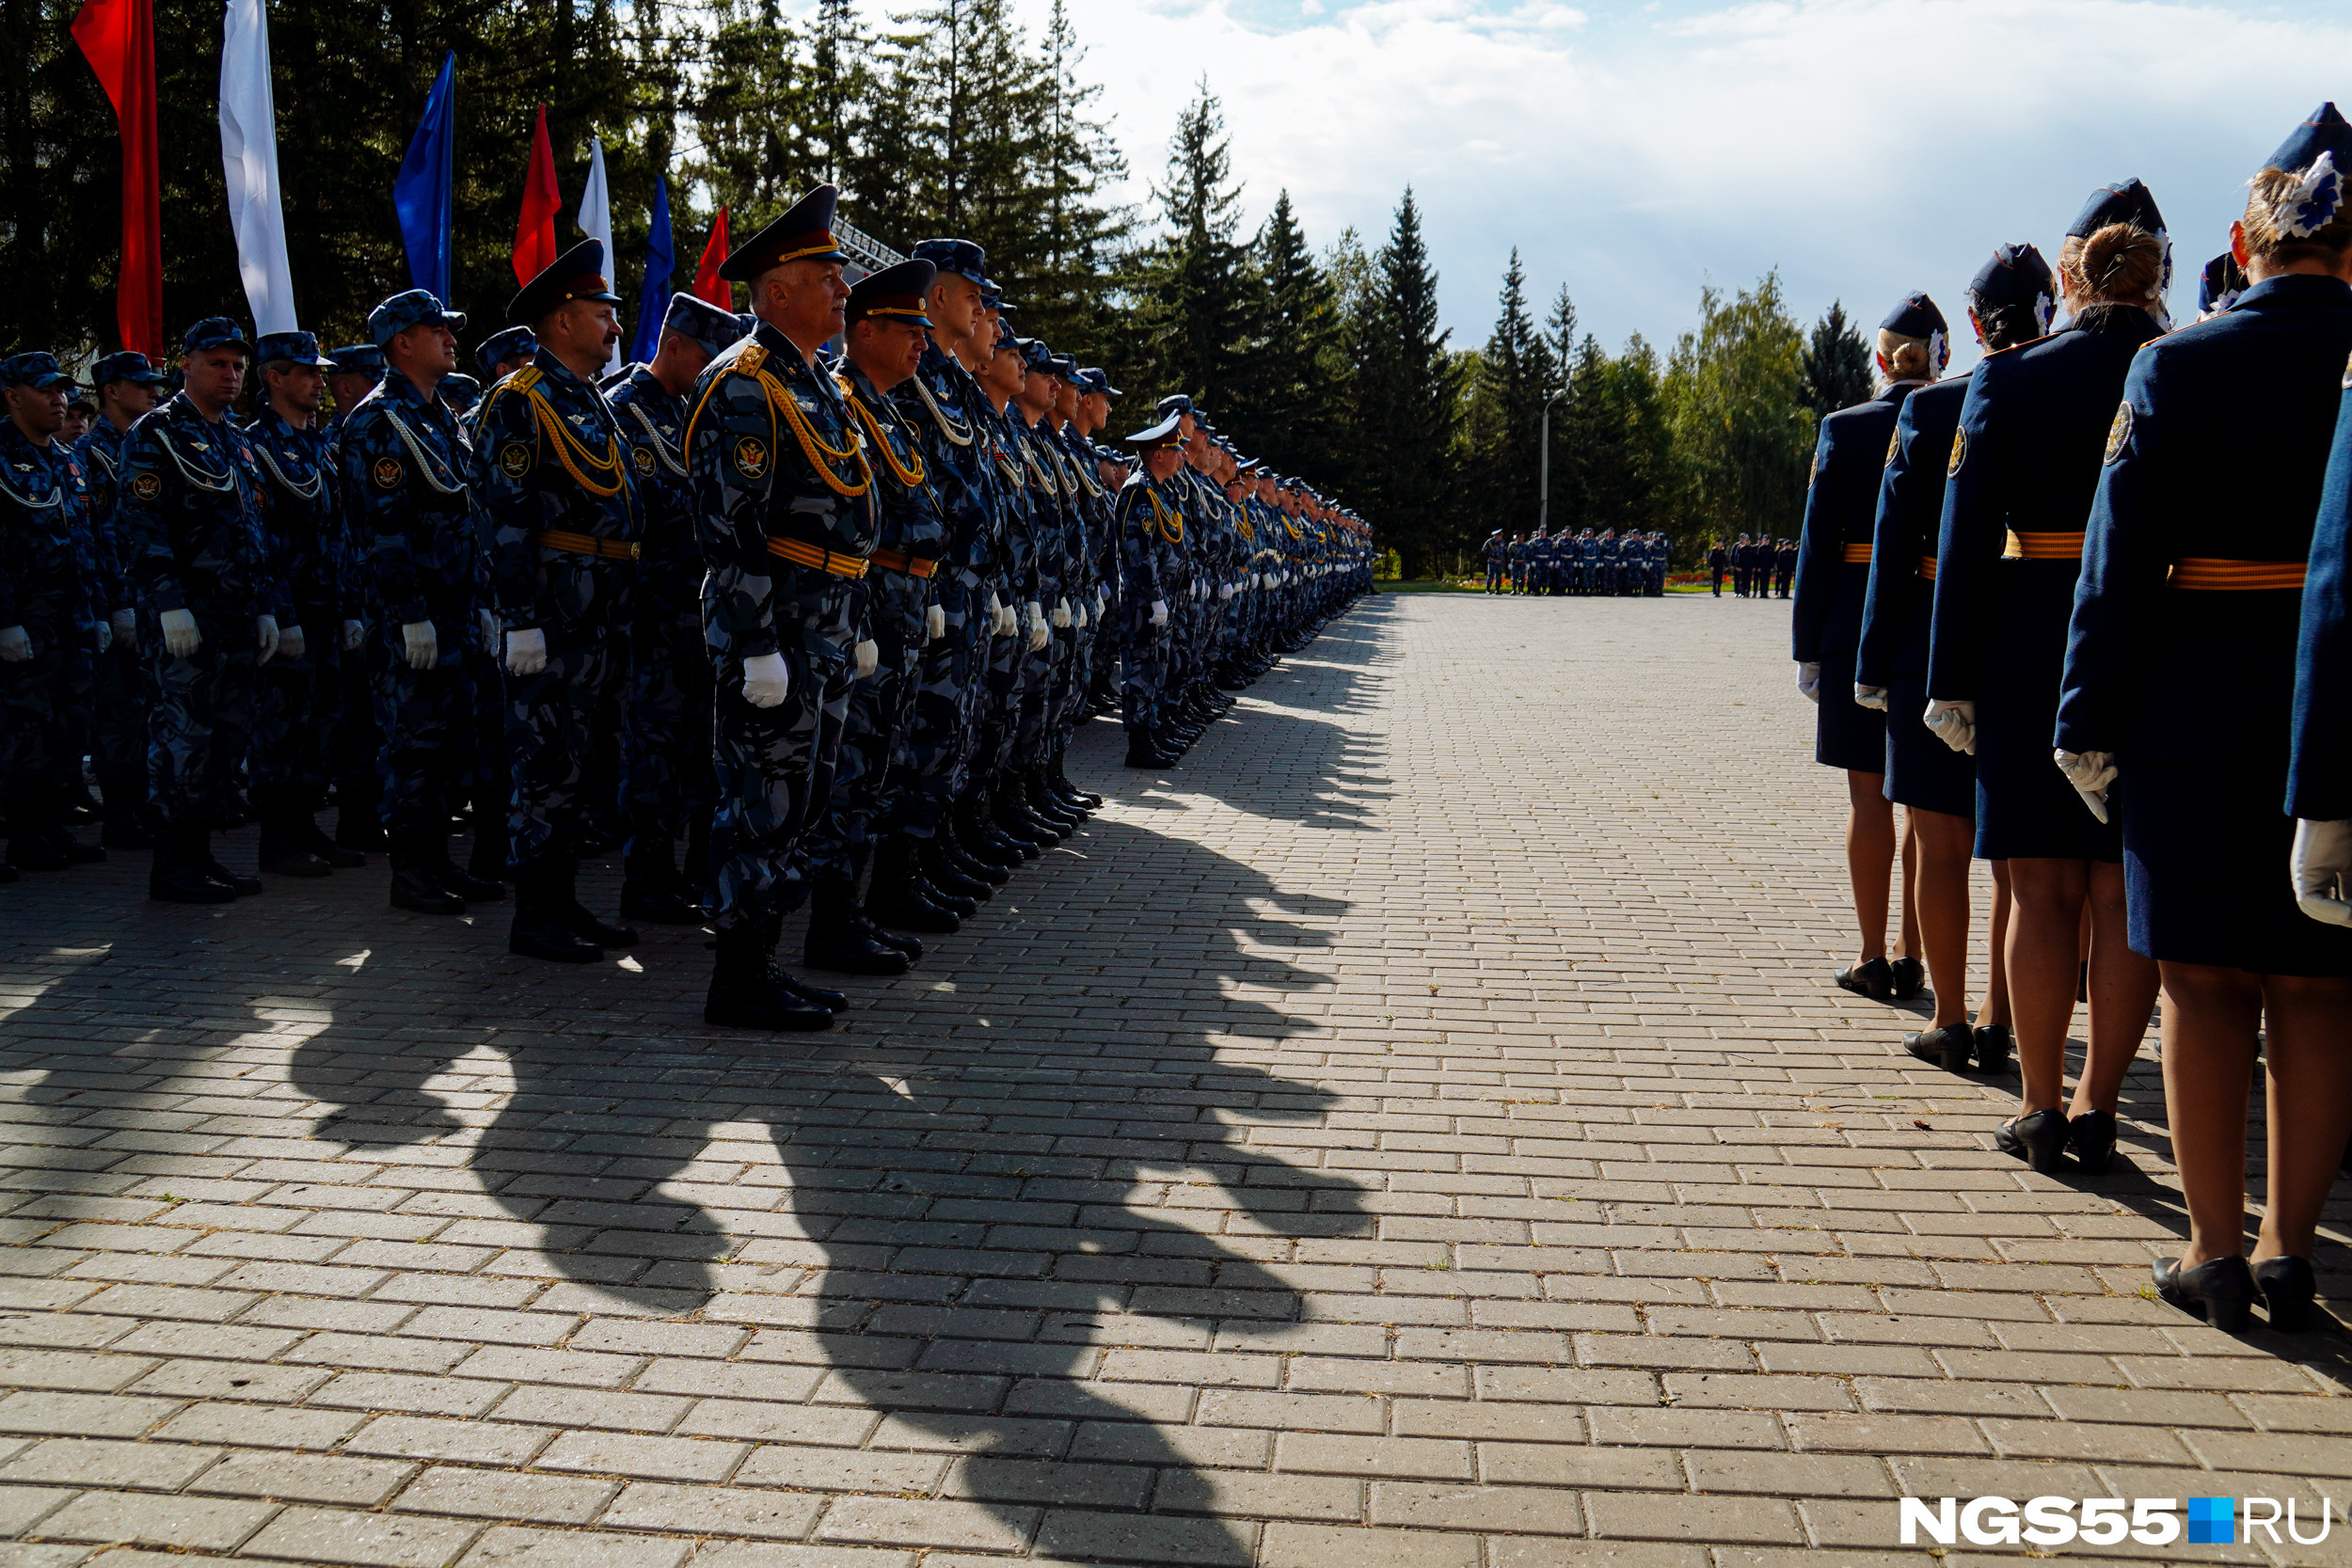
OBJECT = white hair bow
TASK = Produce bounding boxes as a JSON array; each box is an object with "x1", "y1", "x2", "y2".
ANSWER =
[{"x1": 2282, "y1": 152, "x2": 2344, "y2": 240}]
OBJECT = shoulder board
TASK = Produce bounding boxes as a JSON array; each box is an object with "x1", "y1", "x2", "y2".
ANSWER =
[
  {"x1": 1981, "y1": 332, "x2": 2057, "y2": 359},
  {"x1": 509, "y1": 367, "x2": 544, "y2": 393},
  {"x1": 735, "y1": 343, "x2": 770, "y2": 377}
]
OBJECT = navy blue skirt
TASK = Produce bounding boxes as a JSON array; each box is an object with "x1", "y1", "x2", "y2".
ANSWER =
[
  {"x1": 2123, "y1": 759, "x2": 2352, "y2": 976},
  {"x1": 1883, "y1": 674, "x2": 1976, "y2": 817},
  {"x1": 1816, "y1": 652, "x2": 1886, "y2": 773},
  {"x1": 1974, "y1": 673, "x2": 2120, "y2": 862}
]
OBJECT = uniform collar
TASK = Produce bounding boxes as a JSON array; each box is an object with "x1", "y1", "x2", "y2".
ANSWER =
[
  {"x1": 530, "y1": 347, "x2": 595, "y2": 392},
  {"x1": 2232, "y1": 273, "x2": 2352, "y2": 312}
]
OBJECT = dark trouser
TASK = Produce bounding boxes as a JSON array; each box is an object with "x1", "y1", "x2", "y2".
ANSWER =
[
  {"x1": 804, "y1": 569, "x2": 925, "y2": 880},
  {"x1": 504, "y1": 610, "x2": 627, "y2": 869},
  {"x1": 623, "y1": 610, "x2": 713, "y2": 862},
  {"x1": 146, "y1": 610, "x2": 257, "y2": 829},
  {"x1": 1, "y1": 622, "x2": 89, "y2": 819},
  {"x1": 371, "y1": 618, "x2": 487, "y2": 838}
]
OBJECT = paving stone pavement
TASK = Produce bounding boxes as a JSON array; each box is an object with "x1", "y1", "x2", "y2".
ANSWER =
[{"x1": 0, "y1": 592, "x2": 2348, "y2": 1568}]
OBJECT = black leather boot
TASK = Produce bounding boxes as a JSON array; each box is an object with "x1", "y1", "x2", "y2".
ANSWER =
[
  {"x1": 296, "y1": 794, "x2": 365, "y2": 866},
  {"x1": 621, "y1": 843, "x2": 704, "y2": 926},
  {"x1": 462, "y1": 811, "x2": 512, "y2": 892},
  {"x1": 189, "y1": 826, "x2": 262, "y2": 896},
  {"x1": 803, "y1": 879, "x2": 911, "y2": 974},
  {"x1": 149, "y1": 822, "x2": 236, "y2": 904},
  {"x1": 430, "y1": 831, "x2": 505, "y2": 901},
  {"x1": 559, "y1": 858, "x2": 638, "y2": 947},
  {"x1": 705, "y1": 921, "x2": 832, "y2": 1030},
  {"x1": 871, "y1": 837, "x2": 960, "y2": 934},
  {"x1": 919, "y1": 833, "x2": 992, "y2": 901},
  {"x1": 99, "y1": 767, "x2": 154, "y2": 850},
  {"x1": 257, "y1": 794, "x2": 333, "y2": 879},
  {"x1": 389, "y1": 830, "x2": 466, "y2": 914},
  {"x1": 767, "y1": 916, "x2": 849, "y2": 1012},
  {"x1": 947, "y1": 805, "x2": 1014, "y2": 880},
  {"x1": 915, "y1": 873, "x2": 977, "y2": 919},
  {"x1": 508, "y1": 861, "x2": 603, "y2": 963}
]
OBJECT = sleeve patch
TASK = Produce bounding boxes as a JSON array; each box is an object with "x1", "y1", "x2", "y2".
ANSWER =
[
  {"x1": 2104, "y1": 401, "x2": 2134, "y2": 466},
  {"x1": 372, "y1": 456, "x2": 404, "y2": 490},
  {"x1": 1946, "y1": 427, "x2": 1967, "y2": 477},
  {"x1": 1883, "y1": 430, "x2": 1900, "y2": 468},
  {"x1": 733, "y1": 436, "x2": 770, "y2": 479},
  {"x1": 130, "y1": 471, "x2": 161, "y2": 501},
  {"x1": 498, "y1": 442, "x2": 533, "y2": 479},
  {"x1": 631, "y1": 445, "x2": 656, "y2": 475}
]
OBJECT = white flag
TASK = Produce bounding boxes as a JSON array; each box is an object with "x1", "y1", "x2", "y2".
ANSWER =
[
  {"x1": 218, "y1": 0, "x2": 296, "y2": 334},
  {"x1": 577, "y1": 135, "x2": 620, "y2": 372}
]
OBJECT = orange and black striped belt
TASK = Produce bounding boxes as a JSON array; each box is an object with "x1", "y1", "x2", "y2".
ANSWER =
[
  {"x1": 2170, "y1": 557, "x2": 2306, "y2": 591},
  {"x1": 1842, "y1": 543, "x2": 1873, "y2": 563},
  {"x1": 866, "y1": 546, "x2": 937, "y2": 578},
  {"x1": 530, "y1": 529, "x2": 639, "y2": 562},
  {"x1": 2003, "y1": 530, "x2": 2085, "y2": 561},
  {"x1": 766, "y1": 535, "x2": 869, "y2": 578},
  {"x1": 1917, "y1": 555, "x2": 1937, "y2": 582}
]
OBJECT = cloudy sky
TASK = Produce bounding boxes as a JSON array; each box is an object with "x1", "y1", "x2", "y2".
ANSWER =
[{"x1": 891, "y1": 0, "x2": 2351, "y2": 374}]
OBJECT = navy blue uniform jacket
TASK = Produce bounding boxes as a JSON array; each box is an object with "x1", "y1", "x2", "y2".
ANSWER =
[
  {"x1": 1856, "y1": 377, "x2": 1966, "y2": 689},
  {"x1": 1793, "y1": 384, "x2": 1915, "y2": 665}
]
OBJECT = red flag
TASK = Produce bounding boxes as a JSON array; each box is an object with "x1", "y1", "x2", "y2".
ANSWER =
[
  {"x1": 692, "y1": 209, "x2": 732, "y2": 309},
  {"x1": 512, "y1": 104, "x2": 561, "y2": 288},
  {"x1": 72, "y1": 0, "x2": 162, "y2": 357}
]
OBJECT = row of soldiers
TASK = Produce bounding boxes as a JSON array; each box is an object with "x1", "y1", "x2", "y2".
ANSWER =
[
  {"x1": 1482, "y1": 528, "x2": 1670, "y2": 594},
  {"x1": 0, "y1": 184, "x2": 1372, "y2": 1034},
  {"x1": 1708, "y1": 534, "x2": 1795, "y2": 598}
]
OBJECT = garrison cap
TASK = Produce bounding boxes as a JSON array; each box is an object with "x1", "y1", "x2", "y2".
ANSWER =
[
  {"x1": 909, "y1": 239, "x2": 990, "y2": 286},
  {"x1": 720, "y1": 184, "x2": 846, "y2": 282},
  {"x1": 2067, "y1": 178, "x2": 2165, "y2": 239},
  {"x1": 92, "y1": 350, "x2": 166, "y2": 388},
  {"x1": 255, "y1": 330, "x2": 335, "y2": 368},
  {"x1": 510, "y1": 239, "x2": 621, "y2": 327},
  {"x1": 1078, "y1": 367, "x2": 1120, "y2": 397},
  {"x1": 369, "y1": 290, "x2": 466, "y2": 348},
  {"x1": 439, "y1": 372, "x2": 482, "y2": 412},
  {"x1": 476, "y1": 326, "x2": 536, "y2": 376},
  {"x1": 0, "y1": 352, "x2": 70, "y2": 390},
  {"x1": 2199, "y1": 251, "x2": 2249, "y2": 315},
  {"x1": 1125, "y1": 413, "x2": 1184, "y2": 449},
  {"x1": 326, "y1": 343, "x2": 384, "y2": 375},
  {"x1": 1879, "y1": 291, "x2": 1949, "y2": 374},
  {"x1": 2270, "y1": 103, "x2": 2352, "y2": 174},
  {"x1": 2261, "y1": 106, "x2": 2352, "y2": 239},
  {"x1": 1967, "y1": 243, "x2": 2057, "y2": 331},
  {"x1": 846, "y1": 259, "x2": 937, "y2": 328},
  {"x1": 180, "y1": 317, "x2": 251, "y2": 357},
  {"x1": 661, "y1": 293, "x2": 750, "y2": 357}
]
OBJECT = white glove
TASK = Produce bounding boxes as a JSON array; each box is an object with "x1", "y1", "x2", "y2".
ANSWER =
[
  {"x1": 1053, "y1": 597, "x2": 1072, "y2": 629},
  {"x1": 161, "y1": 609, "x2": 201, "y2": 659},
  {"x1": 854, "y1": 638, "x2": 879, "y2": 678},
  {"x1": 927, "y1": 604, "x2": 946, "y2": 641},
  {"x1": 1219, "y1": 581, "x2": 1235, "y2": 601},
  {"x1": 740, "y1": 650, "x2": 789, "y2": 707},
  {"x1": 2055, "y1": 748, "x2": 2117, "y2": 825},
  {"x1": 1073, "y1": 603, "x2": 1088, "y2": 630},
  {"x1": 109, "y1": 607, "x2": 135, "y2": 641},
  {"x1": 505, "y1": 627, "x2": 548, "y2": 677},
  {"x1": 1853, "y1": 683, "x2": 1888, "y2": 712},
  {"x1": 1796, "y1": 661, "x2": 1821, "y2": 704},
  {"x1": 1923, "y1": 698, "x2": 1976, "y2": 756},
  {"x1": 278, "y1": 625, "x2": 305, "y2": 662},
  {"x1": 0, "y1": 626, "x2": 28, "y2": 662},
  {"x1": 256, "y1": 613, "x2": 279, "y2": 664},
  {"x1": 401, "y1": 620, "x2": 438, "y2": 671},
  {"x1": 1150, "y1": 599, "x2": 1169, "y2": 627},
  {"x1": 1025, "y1": 599, "x2": 1045, "y2": 631},
  {"x1": 1027, "y1": 616, "x2": 1050, "y2": 653},
  {"x1": 342, "y1": 618, "x2": 365, "y2": 652},
  {"x1": 1093, "y1": 591, "x2": 1106, "y2": 618},
  {"x1": 2292, "y1": 818, "x2": 2352, "y2": 927},
  {"x1": 478, "y1": 608, "x2": 499, "y2": 651},
  {"x1": 986, "y1": 591, "x2": 1005, "y2": 634},
  {"x1": 92, "y1": 619, "x2": 111, "y2": 654}
]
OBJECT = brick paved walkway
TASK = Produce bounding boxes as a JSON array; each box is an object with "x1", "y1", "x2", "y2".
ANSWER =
[{"x1": 0, "y1": 594, "x2": 2346, "y2": 1568}]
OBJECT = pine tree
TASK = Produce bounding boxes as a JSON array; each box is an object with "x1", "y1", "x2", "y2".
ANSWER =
[
  {"x1": 1355, "y1": 188, "x2": 1459, "y2": 576},
  {"x1": 1801, "y1": 301, "x2": 1874, "y2": 416},
  {"x1": 1124, "y1": 81, "x2": 1255, "y2": 410},
  {"x1": 1464, "y1": 249, "x2": 1555, "y2": 537},
  {"x1": 1232, "y1": 190, "x2": 1348, "y2": 490},
  {"x1": 1025, "y1": 0, "x2": 1129, "y2": 359}
]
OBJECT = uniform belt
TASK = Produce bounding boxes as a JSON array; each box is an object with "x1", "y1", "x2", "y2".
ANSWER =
[
  {"x1": 766, "y1": 535, "x2": 869, "y2": 578},
  {"x1": 2170, "y1": 557, "x2": 2306, "y2": 591},
  {"x1": 2003, "y1": 530, "x2": 2085, "y2": 560},
  {"x1": 530, "y1": 529, "x2": 639, "y2": 562},
  {"x1": 866, "y1": 546, "x2": 937, "y2": 578},
  {"x1": 1917, "y1": 555, "x2": 1937, "y2": 582},
  {"x1": 1842, "y1": 543, "x2": 1872, "y2": 563}
]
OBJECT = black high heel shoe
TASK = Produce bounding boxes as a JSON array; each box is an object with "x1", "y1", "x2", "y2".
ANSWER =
[
  {"x1": 1835, "y1": 958, "x2": 1894, "y2": 1002},
  {"x1": 1903, "y1": 1023, "x2": 1976, "y2": 1071},
  {"x1": 1994, "y1": 1108, "x2": 2070, "y2": 1175},
  {"x1": 2254, "y1": 1256, "x2": 2317, "y2": 1333},
  {"x1": 1972, "y1": 1024, "x2": 2013, "y2": 1074},
  {"x1": 2153, "y1": 1255, "x2": 2255, "y2": 1332},
  {"x1": 2067, "y1": 1108, "x2": 2120, "y2": 1176},
  {"x1": 1889, "y1": 956, "x2": 1926, "y2": 1001}
]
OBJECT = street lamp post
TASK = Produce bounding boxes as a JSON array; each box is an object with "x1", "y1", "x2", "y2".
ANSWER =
[{"x1": 1538, "y1": 386, "x2": 1567, "y2": 534}]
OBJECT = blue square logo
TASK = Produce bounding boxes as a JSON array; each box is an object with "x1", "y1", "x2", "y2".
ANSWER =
[{"x1": 2187, "y1": 1497, "x2": 2234, "y2": 1544}]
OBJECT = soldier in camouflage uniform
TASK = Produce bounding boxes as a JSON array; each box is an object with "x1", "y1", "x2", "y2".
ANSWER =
[
  {"x1": 815, "y1": 259, "x2": 962, "y2": 939},
  {"x1": 475, "y1": 240, "x2": 644, "y2": 963},
  {"x1": 245, "y1": 330, "x2": 368, "y2": 880},
  {"x1": 970, "y1": 319, "x2": 1053, "y2": 854},
  {"x1": 685, "y1": 184, "x2": 893, "y2": 1031},
  {"x1": 1007, "y1": 338, "x2": 1074, "y2": 841},
  {"x1": 0, "y1": 352, "x2": 109, "y2": 875},
  {"x1": 77, "y1": 351, "x2": 164, "y2": 850},
  {"x1": 115, "y1": 319, "x2": 278, "y2": 901},
  {"x1": 1118, "y1": 413, "x2": 1188, "y2": 768},
  {"x1": 338, "y1": 290, "x2": 507, "y2": 916},
  {"x1": 608, "y1": 293, "x2": 745, "y2": 927}
]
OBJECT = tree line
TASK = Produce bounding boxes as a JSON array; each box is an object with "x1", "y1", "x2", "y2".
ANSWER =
[{"x1": 4, "y1": 0, "x2": 1872, "y2": 556}]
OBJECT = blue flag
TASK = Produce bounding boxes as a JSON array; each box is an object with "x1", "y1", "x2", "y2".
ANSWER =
[
  {"x1": 393, "y1": 53, "x2": 456, "y2": 304},
  {"x1": 629, "y1": 174, "x2": 675, "y2": 365}
]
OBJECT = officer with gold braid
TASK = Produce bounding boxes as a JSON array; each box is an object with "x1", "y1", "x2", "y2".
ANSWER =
[
  {"x1": 476, "y1": 238, "x2": 644, "y2": 965},
  {"x1": 684, "y1": 184, "x2": 878, "y2": 1033}
]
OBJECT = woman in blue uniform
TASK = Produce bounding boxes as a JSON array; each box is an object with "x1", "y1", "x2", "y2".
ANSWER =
[
  {"x1": 1928, "y1": 184, "x2": 2167, "y2": 1178},
  {"x1": 2061, "y1": 108, "x2": 2352, "y2": 1332},
  {"x1": 1794, "y1": 296, "x2": 1940, "y2": 1004},
  {"x1": 1857, "y1": 250, "x2": 2054, "y2": 1071}
]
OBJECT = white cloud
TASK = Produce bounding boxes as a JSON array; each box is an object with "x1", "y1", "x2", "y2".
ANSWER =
[{"x1": 831, "y1": 0, "x2": 2352, "y2": 364}]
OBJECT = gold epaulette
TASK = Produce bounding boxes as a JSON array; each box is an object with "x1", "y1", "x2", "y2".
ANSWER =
[
  {"x1": 735, "y1": 343, "x2": 769, "y2": 377},
  {"x1": 508, "y1": 366, "x2": 544, "y2": 392}
]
